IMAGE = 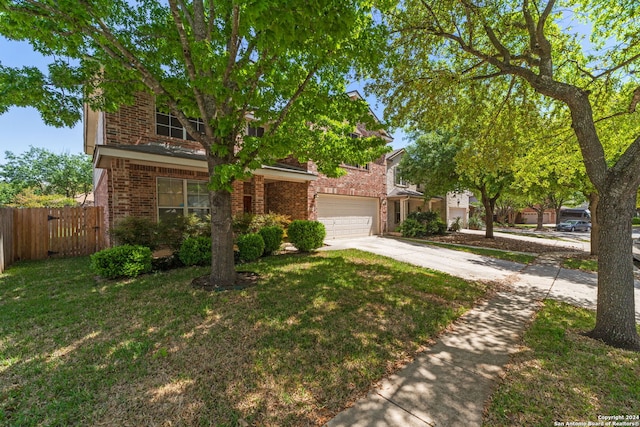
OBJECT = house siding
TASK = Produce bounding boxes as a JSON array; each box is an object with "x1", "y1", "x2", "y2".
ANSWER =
[
  {"x1": 265, "y1": 181, "x2": 309, "y2": 220},
  {"x1": 308, "y1": 157, "x2": 387, "y2": 233},
  {"x1": 89, "y1": 93, "x2": 389, "y2": 238}
]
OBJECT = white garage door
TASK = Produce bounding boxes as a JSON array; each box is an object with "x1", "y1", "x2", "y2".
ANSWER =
[
  {"x1": 449, "y1": 207, "x2": 466, "y2": 226},
  {"x1": 317, "y1": 195, "x2": 379, "y2": 239}
]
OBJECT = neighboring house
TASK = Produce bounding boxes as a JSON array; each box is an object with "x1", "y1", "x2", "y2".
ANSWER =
[
  {"x1": 445, "y1": 191, "x2": 471, "y2": 228},
  {"x1": 84, "y1": 91, "x2": 392, "y2": 242},
  {"x1": 385, "y1": 148, "x2": 446, "y2": 232},
  {"x1": 519, "y1": 207, "x2": 557, "y2": 225}
]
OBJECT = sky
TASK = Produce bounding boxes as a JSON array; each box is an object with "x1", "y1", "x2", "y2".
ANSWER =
[{"x1": 0, "y1": 37, "x2": 407, "y2": 165}]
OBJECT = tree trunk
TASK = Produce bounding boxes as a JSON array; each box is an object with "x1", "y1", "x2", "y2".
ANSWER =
[
  {"x1": 589, "y1": 192, "x2": 600, "y2": 256},
  {"x1": 536, "y1": 207, "x2": 544, "y2": 231},
  {"x1": 481, "y1": 190, "x2": 496, "y2": 239},
  {"x1": 208, "y1": 187, "x2": 237, "y2": 288},
  {"x1": 586, "y1": 192, "x2": 640, "y2": 350},
  {"x1": 206, "y1": 151, "x2": 237, "y2": 289}
]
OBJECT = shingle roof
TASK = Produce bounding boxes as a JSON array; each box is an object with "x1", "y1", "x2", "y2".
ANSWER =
[
  {"x1": 388, "y1": 187, "x2": 424, "y2": 198},
  {"x1": 101, "y1": 143, "x2": 312, "y2": 174}
]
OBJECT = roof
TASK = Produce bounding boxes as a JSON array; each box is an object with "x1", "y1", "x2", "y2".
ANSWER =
[
  {"x1": 93, "y1": 143, "x2": 318, "y2": 182},
  {"x1": 387, "y1": 187, "x2": 425, "y2": 198},
  {"x1": 347, "y1": 90, "x2": 394, "y2": 142},
  {"x1": 386, "y1": 148, "x2": 405, "y2": 160}
]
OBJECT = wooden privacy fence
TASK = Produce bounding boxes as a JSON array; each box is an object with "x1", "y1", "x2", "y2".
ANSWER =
[
  {"x1": 0, "y1": 208, "x2": 13, "y2": 274},
  {"x1": 0, "y1": 207, "x2": 106, "y2": 273}
]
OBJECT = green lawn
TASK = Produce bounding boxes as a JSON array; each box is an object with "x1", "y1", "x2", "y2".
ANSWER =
[
  {"x1": 0, "y1": 250, "x2": 490, "y2": 426},
  {"x1": 562, "y1": 256, "x2": 598, "y2": 272},
  {"x1": 484, "y1": 300, "x2": 640, "y2": 426},
  {"x1": 412, "y1": 239, "x2": 537, "y2": 264}
]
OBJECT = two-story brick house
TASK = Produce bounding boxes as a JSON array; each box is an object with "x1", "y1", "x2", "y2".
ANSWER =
[{"x1": 84, "y1": 91, "x2": 392, "y2": 241}]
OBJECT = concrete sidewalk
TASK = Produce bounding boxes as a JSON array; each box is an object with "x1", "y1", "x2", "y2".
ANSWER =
[{"x1": 322, "y1": 236, "x2": 640, "y2": 427}]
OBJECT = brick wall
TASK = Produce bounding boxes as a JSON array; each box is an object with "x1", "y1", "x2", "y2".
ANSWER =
[
  {"x1": 309, "y1": 155, "x2": 387, "y2": 230},
  {"x1": 104, "y1": 92, "x2": 203, "y2": 152},
  {"x1": 94, "y1": 169, "x2": 111, "y2": 244},
  {"x1": 265, "y1": 181, "x2": 309, "y2": 220}
]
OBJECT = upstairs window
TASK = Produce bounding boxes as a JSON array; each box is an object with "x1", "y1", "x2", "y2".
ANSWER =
[
  {"x1": 247, "y1": 125, "x2": 265, "y2": 137},
  {"x1": 394, "y1": 168, "x2": 407, "y2": 187},
  {"x1": 343, "y1": 133, "x2": 370, "y2": 170},
  {"x1": 156, "y1": 110, "x2": 204, "y2": 141}
]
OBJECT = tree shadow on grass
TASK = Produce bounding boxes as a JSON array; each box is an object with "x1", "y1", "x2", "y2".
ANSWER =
[{"x1": 0, "y1": 251, "x2": 490, "y2": 426}]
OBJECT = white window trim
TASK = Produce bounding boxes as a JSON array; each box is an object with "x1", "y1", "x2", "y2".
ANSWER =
[
  {"x1": 157, "y1": 177, "x2": 210, "y2": 221},
  {"x1": 156, "y1": 109, "x2": 204, "y2": 141}
]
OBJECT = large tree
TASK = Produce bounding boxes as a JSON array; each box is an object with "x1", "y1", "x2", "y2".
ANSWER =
[
  {"x1": 511, "y1": 131, "x2": 584, "y2": 231},
  {"x1": 393, "y1": 73, "x2": 538, "y2": 238},
  {"x1": 0, "y1": 146, "x2": 92, "y2": 200},
  {"x1": 399, "y1": 131, "x2": 516, "y2": 238},
  {"x1": 0, "y1": 1, "x2": 390, "y2": 288},
  {"x1": 375, "y1": 0, "x2": 640, "y2": 349}
]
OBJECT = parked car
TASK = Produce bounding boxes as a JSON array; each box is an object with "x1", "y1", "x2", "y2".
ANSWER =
[{"x1": 556, "y1": 219, "x2": 591, "y2": 232}]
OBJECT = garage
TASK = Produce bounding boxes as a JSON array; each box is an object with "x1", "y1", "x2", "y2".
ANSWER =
[
  {"x1": 317, "y1": 194, "x2": 379, "y2": 239},
  {"x1": 448, "y1": 207, "x2": 467, "y2": 226}
]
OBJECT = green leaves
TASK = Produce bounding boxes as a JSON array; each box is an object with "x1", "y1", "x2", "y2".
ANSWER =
[
  {"x1": 0, "y1": 146, "x2": 92, "y2": 200},
  {"x1": 1, "y1": 0, "x2": 390, "y2": 190}
]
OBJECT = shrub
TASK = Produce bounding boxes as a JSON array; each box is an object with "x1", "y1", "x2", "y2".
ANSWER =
[
  {"x1": 426, "y1": 218, "x2": 448, "y2": 235},
  {"x1": 633, "y1": 217, "x2": 640, "y2": 225},
  {"x1": 407, "y1": 211, "x2": 440, "y2": 224},
  {"x1": 110, "y1": 216, "x2": 159, "y2": 249},
  {"x1": 468, "y1": 215, "x2": 484, "y2": 230},
  {"x1": 259, "y1": 226, "x2": 284, "y2": 255},
  {"x1": 288, "y1": 220, "x2": 326, "y2": 252},
  {"x1": 233, "y1": 212, "x2": 291, "y2": 234},
  {"x1": 157, "y1": 214, "x2": 209, "y2": 250},
  {"x1": 402, "y1": 210, "x2": 447, "y2": 236},
  {"x1": 398, "y1": 218, "x2": 427, "y2": 238},
  {"x1": 178, "y1": 236, "x2": 212, "y2": 266},
  {"x1": 449, "y1": 217, "x2": 462, "y2": 232},
  {"x1": 237, "y1": 233, "x2": 265, "y2": 262},
  {"x1": 90, "y1": 245, "x2": 153, "y2": 279}
]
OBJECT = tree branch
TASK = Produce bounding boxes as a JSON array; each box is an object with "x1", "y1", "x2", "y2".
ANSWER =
[
  {"x1": 594, "y1": 50, "x2": 640, "y2": 81},
  {"x1": 168, "y1": 0, "x2": 212, "y2": 139},
  {"x1": 481, "y1": 76, "x2": 516, "y2": 140},
  {"x1": 189, "y1": 0, "x2": 208, "y2": 41},
  {"x1": 267, "y1": 62, "x2": 323, "y2": 136},
  {"x1": 535, "y1": 0, "x2": 556, "y2": 77},
  {"x1": 222, "y1": 5, "x2": 241, "y2": 88}
]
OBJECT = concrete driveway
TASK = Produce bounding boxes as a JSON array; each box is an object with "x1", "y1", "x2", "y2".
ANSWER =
[
  {"x1": 323, "y1": 236, "x2": 640, "y2": 426},
  {"x1": 322, "y1": 235, "x2": 640, "y2": 321},
  {"x1": 322, "y1": 236, "x2": 524, "y2": 282}
]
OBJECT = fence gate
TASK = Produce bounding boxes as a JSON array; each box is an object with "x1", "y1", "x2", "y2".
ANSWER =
[{"x1": 13, "y1": 207, "x2": 105, "y2": 261}]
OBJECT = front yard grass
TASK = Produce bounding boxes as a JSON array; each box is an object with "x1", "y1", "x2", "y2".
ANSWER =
[
  {"x1": 0, "y1": 250, "x2": 490, "y2": 426},
  {"x1": 416, "y1": 239, "x2": 537, "y2": 264},
  {"x1": 484, "y1": 300, "x2": 640, "y2": 426},
  {"x1": 562, "y1": 256, "x2": 598, "y2": 272}
]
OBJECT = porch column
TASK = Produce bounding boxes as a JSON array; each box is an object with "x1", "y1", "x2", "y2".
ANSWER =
[
  {"x1": 401, "y1": 198, "x2": 408, "y2": 222},
  {"x1": 251, "y1": 175, "x2": 265, "y2": 215}
]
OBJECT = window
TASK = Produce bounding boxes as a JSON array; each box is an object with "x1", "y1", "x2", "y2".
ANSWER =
[
  {"x1": 394, "y1": 168, "x2": 407, "y2": 186},
  {"x1": 157, "y1": 178, "x2": 210, "y2": 222},
  {"x1": 156, "y1": 110, "x2": 204, "y2": 141},
  {"x1": 394, "y1": 201, "x2": 401, "y2": 224},
  {"x1": 343, "y1": 132, "x2": 369, "y2": 170},
  {"x1": 247, "y1": 125, "x2": 265, "y2": 137}
]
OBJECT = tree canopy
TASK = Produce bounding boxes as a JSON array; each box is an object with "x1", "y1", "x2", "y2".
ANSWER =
[
  {"x1": 0, "y1": 146, "x2": 92, "y2": 200},
  {"x1": 0, "y1": 0, "x2": 391, "y2": 287},
  {"x1": 373, "y1": 0, "x2": 640, "y2": 349}
]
